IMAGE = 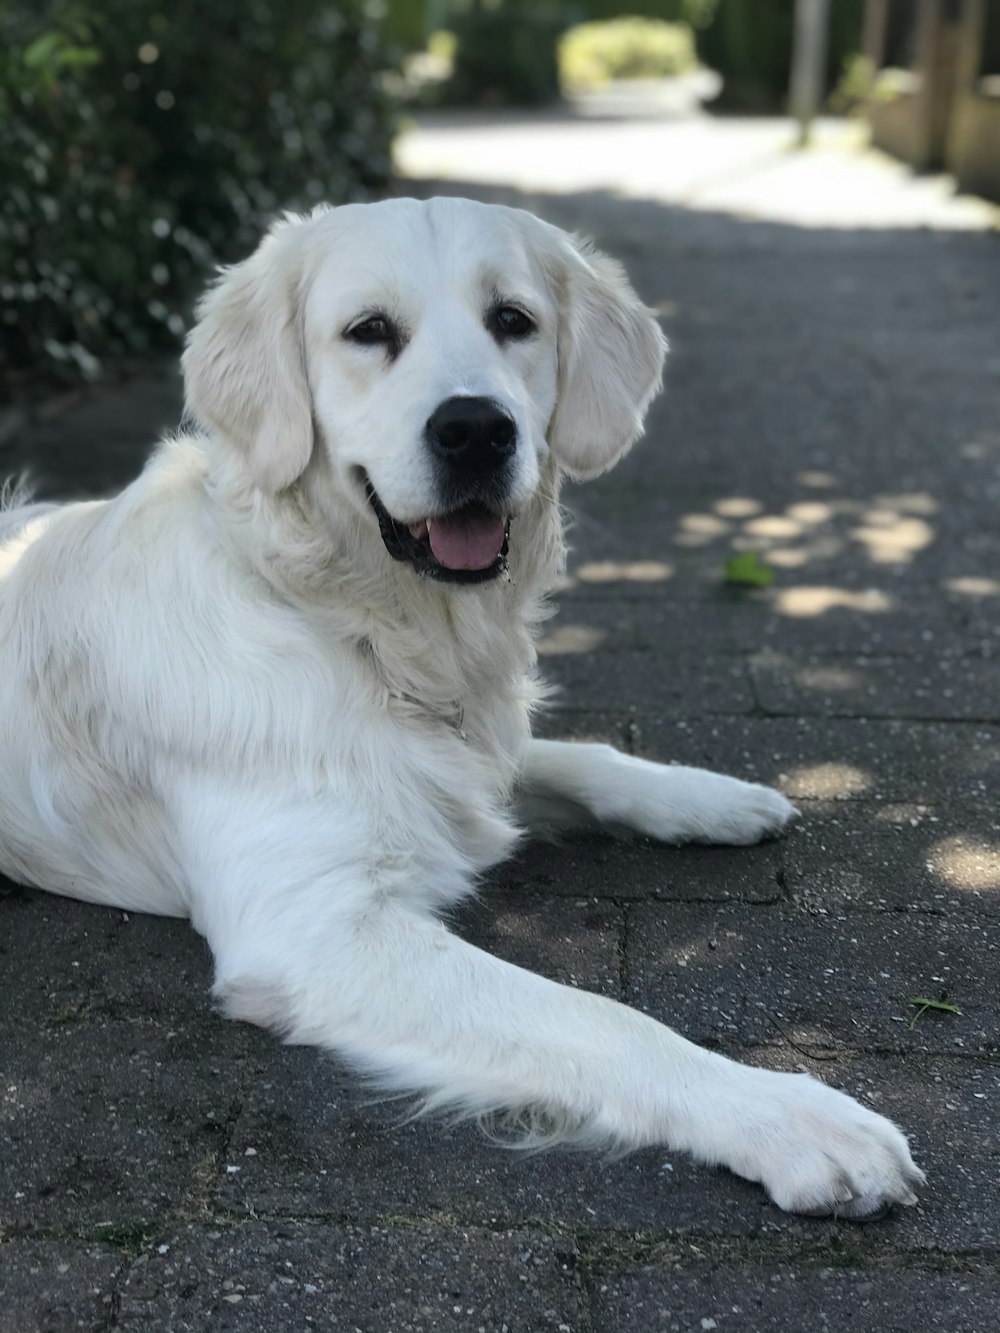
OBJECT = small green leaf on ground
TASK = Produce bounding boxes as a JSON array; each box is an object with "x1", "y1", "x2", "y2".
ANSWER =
[
  {"x1": 908, "y1": 996, "x2": 961, "y2": 1029},
  {"x1": 724, "y1": 551, "x2": 775, "y2": 588}
]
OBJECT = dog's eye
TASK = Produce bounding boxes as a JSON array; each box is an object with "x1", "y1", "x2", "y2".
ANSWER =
[
  {"x1": 345, "y1": 315, "x2": 398, "y2": 348},
  {"x1": 490, "y1": 305, "x2": 535, "y2": 341}
]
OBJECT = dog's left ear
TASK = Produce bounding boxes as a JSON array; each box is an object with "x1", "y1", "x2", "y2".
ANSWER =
[
  {"x1": 183, "y1": 216, "x2": 313, "y2": 493},
  {"x1": 544, "y1": 229, "x2": 667, "y2": 481}
]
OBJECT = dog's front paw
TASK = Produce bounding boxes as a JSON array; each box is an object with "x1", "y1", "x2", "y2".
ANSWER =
[
  {"x1": 688, "y1": 775, "x2": 797, "y2": 846},
  {"x1": 630, "y1": 770, "x2": 797, "y2": 846},
  {"x1": 727, "y1": 1069, "x2": 925, "y2": 1219}
]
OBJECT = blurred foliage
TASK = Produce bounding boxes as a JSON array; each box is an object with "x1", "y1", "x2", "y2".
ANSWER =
[
  {"x1": 438, "y1": 2, "x2": 568, "y2": 106},
  {"x1": 386, "y1": 28, "x2": 456, "y2": 106},
  {"x1": 0, "y1": 1, "x2": 396, "y2": 390},
  {"x1": 396, "y1": 1, "x2": 865, "y2": 111},
  {"x1": 559, "y1": 17, "x2": 696, "y2": 93},
  {"x1": 380, "y1": 0, "x2": 430, "y2": 51},
  {"x1": 829, "y1": 52, "x2": 875, "y2": 115},
  {"x1": 691, "y1": 0, "x2": 865, "y2": 110},
  {"x1": 829, "y1": 53, "x2": 914, "y2": 116}
]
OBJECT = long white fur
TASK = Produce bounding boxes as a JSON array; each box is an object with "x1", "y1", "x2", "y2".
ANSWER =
[{"x1": 0, "y1": 197, "x2": 923, "y2": 1217}]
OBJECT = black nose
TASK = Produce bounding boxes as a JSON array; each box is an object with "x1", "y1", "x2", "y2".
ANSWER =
[{"x1": 426, "y1": 396, "x2": 516, "y2": 472}]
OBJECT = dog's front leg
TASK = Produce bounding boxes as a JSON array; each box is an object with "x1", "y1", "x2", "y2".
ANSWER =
[
  {"x1": 517, "y1": 738, "x2": 796, "y2": 845},
  {"x1": 181, "y1": 789, "x2": 920, "y2": 1219}
]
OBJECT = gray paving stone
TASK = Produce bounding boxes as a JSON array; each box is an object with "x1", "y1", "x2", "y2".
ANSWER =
[
  {"x1": 548, "y1": 585, "x2": 1000, "y2": 657},
  {"x1": 531, "y1": 711, "x2": 633, "y2": 748},
  {"x1": 214, "y1": 1042, "x2": 776, "y2": 1237},
  {"x1": 0, "y1": 1020, "x2": 259, "y2": 1230},
  {"x1": 590, "y1": 1266, "x2": 1000, "y2": 1333},
  {"x1": 785, "y1": 801, "x2": 1000, "y2": 915},
  {"x1": 457, "y1": 893, "x2": 623, "y2": 996},
  {"x1": 750, "y1": 650, "x2": 1000, "y2": 722},
  {"x1": 1, "y1": 363, "x2": 180, "y2": 499},
  {"x1": 542, "y1": 651, "x2": 755, "y2": 717},
  {"x1": 0, "y1": 1240, "x2": 121, "y2": 1333},
  {"x1": 497, "y1": 835, "x2": 783, "y2": 904},
  {"x1": 626, "y1": 901, "x2": 999, "y2": 1056},
  {"x1": 0, "y1": 886, "x2": 213, "y2": 1024},
  {"x1": 628, "y1": 715, "x2": 999, "y2": 805},
  {"x1": 115, "y1": 1222, "x2": 587, "y2": 1332},
  {"x1": 216, "y1": 1040, "x2": 999, "y2": 1250},
  {"x1": 742, "y1": 1047, "x2": 1000, "y2": 1254}
]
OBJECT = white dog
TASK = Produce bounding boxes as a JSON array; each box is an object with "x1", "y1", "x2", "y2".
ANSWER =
[{"x1": 0, "y1": 197, "x2": 923, "y2": 1219}]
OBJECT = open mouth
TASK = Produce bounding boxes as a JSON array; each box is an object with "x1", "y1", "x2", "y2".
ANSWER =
[{"x1": 364, "y1": 478, "x2": 511, "y2": 584}]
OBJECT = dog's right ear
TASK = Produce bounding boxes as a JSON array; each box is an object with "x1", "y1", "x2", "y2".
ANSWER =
[{"x1": 183, "y1": 216, "x2": 313, "y2": 493}]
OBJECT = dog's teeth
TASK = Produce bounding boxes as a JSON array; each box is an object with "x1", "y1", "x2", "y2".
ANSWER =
[{"x1": 408, "y1": 520, "x2": 429, "y2": 540}]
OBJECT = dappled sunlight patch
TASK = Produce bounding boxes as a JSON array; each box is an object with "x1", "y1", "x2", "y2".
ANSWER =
[
  {"x1": 946, "y1": 576, "x2": 1000, "y2": 597},
  {"x1": 536, "y1": 624, "x2": 607, "y2": 656},
  {"x1": 872, "y1": 802, "x2": 934, "y2": 825},
  {"x1": 783, "y1": 762, "x2": 873, "y2": 799},
  {"x1": 960, "y1": 441, "x2": 990, "y2": 461},
  {"x1": 671, "y1": 481, "x2": 938, "y2": 580},
  {"x1": 714, "y1": 496, "x2": 762, "y2": 519},
  {"x1": 878, "y1": 492, "x2": 939, "y2": 517},
  {"x1": 849, "y1": 512, "x2": 934, "y2": 564},
  {"x1": 743, "y1": 514, "x2": 804, "y2": 540},
  {"x1": 793, "y1": 664, "x2": 865, "y2": 693},
  {"x1": 574, "y1": 559, "x2": 673, "y2": 583},
  {"x1": 668, "y1": 939, "x2": 710, "y2": 969},
  {"x1": 786, "y1": 501, "x2": 834, "y2": 526},
  {"x1": 492, "y1": 911, "x2": 535, "y2": 942},
  {"x1": 928, "y1": 835, "x2": 1000, "y2": 892},
  {"x1": 679, "y1": 513, "x2": 732, "y2": 539},
  {"x1": 755, "y1": 536, "x2": 847, "y2": 567},
  {"x1": 773, "y1": 586, "x2": 892, "y2": 617},
  {"x1": 797, "y1": 470, "x2": 839, "y2": 490},
  {"x1": 766, "y1": 547, "x2": 812, "y2": 569}
]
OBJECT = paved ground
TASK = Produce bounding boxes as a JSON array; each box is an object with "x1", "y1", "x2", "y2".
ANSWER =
[{"x1": 2, "y1": 112, "x2": 1000, "y2": 1331}]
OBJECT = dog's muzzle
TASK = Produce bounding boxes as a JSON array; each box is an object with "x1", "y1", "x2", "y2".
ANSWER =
[
  {"x1": 364, "y1": 481, "x2": 511, "y2": 585},
  {"x1": 363, "y1": 396, "x2": 518, "y2": 585}
]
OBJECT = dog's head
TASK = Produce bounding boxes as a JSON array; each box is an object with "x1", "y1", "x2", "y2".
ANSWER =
[{"x1": 183, "y1": 198, "x2": 666, "y2": 585}]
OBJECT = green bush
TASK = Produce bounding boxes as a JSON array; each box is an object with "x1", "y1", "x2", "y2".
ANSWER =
[
  {"x1": 0, "y1": 2, "x2": 396, "y2": 391},
  {"x1": 440, "y1": 6, "x2": 567, "y2": 107},
  {"x1": 559, "y1": 17, "x2": 697, "y2": 93}
]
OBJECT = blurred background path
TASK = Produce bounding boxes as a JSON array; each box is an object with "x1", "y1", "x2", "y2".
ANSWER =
[{"x1": 397, "y1": 108, "x2": 997, "y2": 229}]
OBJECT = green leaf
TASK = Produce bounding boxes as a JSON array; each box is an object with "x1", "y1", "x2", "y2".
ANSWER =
[
  {"x1": 908, "y1": 996, "x2": 961, "y2": 1029},
  {"x1": 23, "y1": 32, "x2": 64, "y2": 70},
  {"x1": 55, "y1": 46, "x2": 101, "y2": 71},
  {"x1": 908, "y1": 997, "x2": 961, "y2": 1015},
  {"x1": 724, "y1": 551, "x2": 775, "y2": 588}
]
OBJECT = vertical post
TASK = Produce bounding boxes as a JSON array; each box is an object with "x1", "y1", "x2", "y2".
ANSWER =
[
  {"x1": 954, "y1": 0, "x2": 984, "y2": 95},
  {"x1": 790, "y1": 0, "x2": 831, "y2": 146},
  {"x1": 861, "y1": 0, "x2": 889, "y2": 73}
]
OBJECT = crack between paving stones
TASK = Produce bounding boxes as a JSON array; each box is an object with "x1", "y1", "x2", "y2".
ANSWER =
[
  {"x1": 774, "y1": 844, "x2": 791, "y2": 902},
  {"x1": 759, "y1": 709, "x2": 1000, "y2": 725},
  {"x1": 616, "y1": 903, "x2": 631, "y2": 998},
  {"x1": 573, "y1": 1230, "x2": 1000, "y2": 1281},
  {"x1": 7, "y1": 1211, "x2": 1000, "y2": 1307}
]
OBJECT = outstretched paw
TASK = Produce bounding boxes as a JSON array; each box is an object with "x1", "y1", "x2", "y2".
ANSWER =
[
  {"x1": 697, "y1": 777, "x2": 798, "y2": 846},
  {"x1": 728, "y1": 1070, "x2": 925, "y2": 1220},
  {"x1": 627, "y1": 769, "x2": 798, "y2": 846}
]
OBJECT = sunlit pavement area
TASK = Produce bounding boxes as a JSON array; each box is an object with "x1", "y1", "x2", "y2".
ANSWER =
[{"x1": 2, "y1": 110, "x2": 1000, "y2": 1329}]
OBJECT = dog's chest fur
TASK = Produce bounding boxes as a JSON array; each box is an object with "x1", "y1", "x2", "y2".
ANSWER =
[{"x1": 0, "y1": 441, "x2": 561, "y2": 911}]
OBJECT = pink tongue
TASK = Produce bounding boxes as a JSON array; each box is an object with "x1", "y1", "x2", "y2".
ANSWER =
[{"x1": 428, "y1": 507, "x2": 506, "y2": 571}]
